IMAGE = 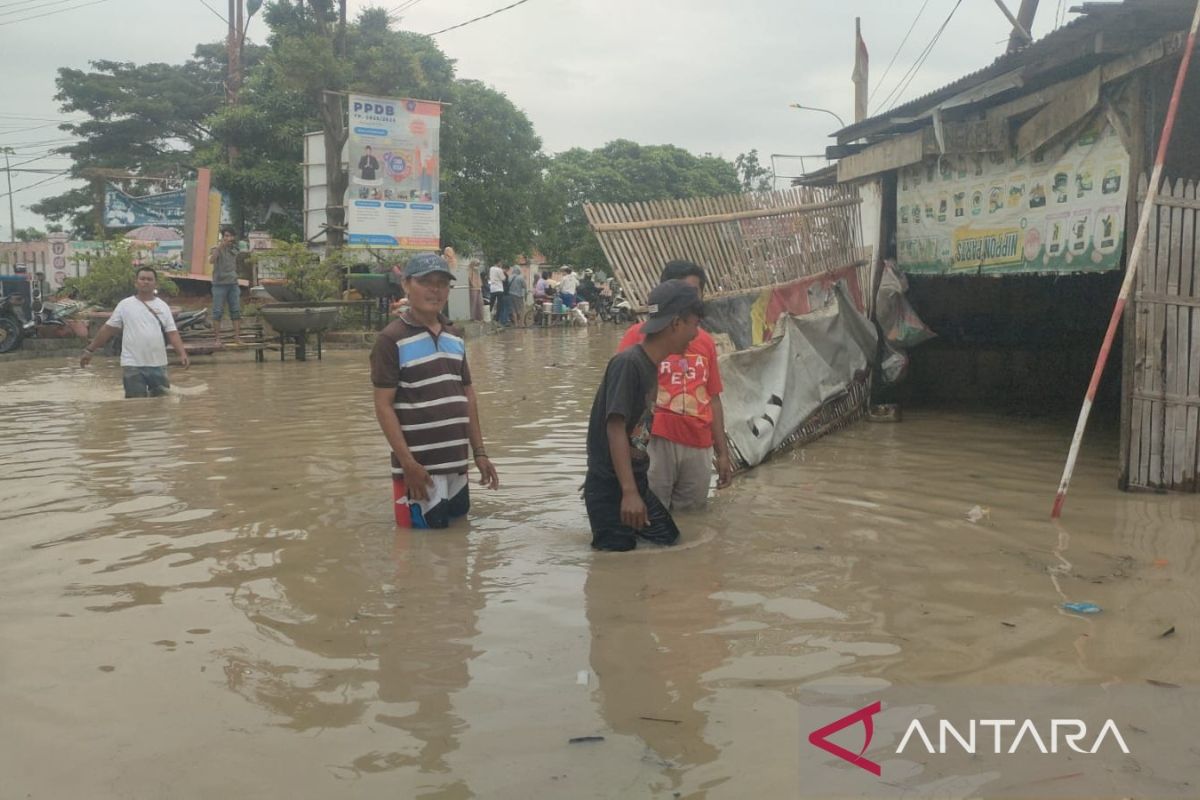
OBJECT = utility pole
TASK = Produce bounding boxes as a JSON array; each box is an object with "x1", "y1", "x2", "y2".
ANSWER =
[
  {"x1": 1008, "y1": 0, "x2": 1040, "y2": 52},
  {"x1": 2, "y1": 148, "x2": 15, "y2": 243}
]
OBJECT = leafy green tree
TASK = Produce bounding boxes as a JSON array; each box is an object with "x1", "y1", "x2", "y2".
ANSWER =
[
  {"x1": 31, "y1": 44, "x2": 251, "y2": 236},
  {"x1": 537, "y1": 140, "x2": 740, "y2": 269},
  {"x1": 735, "y1": 149, "x2": 773, "y2": 192},
  {"x1": 63, "y1": 241, "x2": 178, "y2": 308},
  {"x1": 14, "y1": 227, "x2": 52, "y2": 241},
  {"x1": 441, "y1": 80, "x2": 544, "y2": 263}
]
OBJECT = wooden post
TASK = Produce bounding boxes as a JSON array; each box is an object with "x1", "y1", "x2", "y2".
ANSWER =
[
  {"x1": 1119, "y1": 76, "x2": 1147, "y2": 490},
  {"x1": 1007, "y1": 0, "x2": 1039, "y2": 53}
]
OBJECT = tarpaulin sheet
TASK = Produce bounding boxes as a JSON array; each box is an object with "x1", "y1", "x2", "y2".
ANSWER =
[
  {"x1": 703, "y1": 265, "x2": 865, "y2": 351},
  {"x1": 718, "y1": 285, "x2": 877, "y2": 468}
]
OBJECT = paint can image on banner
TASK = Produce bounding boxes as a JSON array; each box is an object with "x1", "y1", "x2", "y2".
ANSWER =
[{"x1": 347, "y1": 94, "x2": 441, "y2": 248}]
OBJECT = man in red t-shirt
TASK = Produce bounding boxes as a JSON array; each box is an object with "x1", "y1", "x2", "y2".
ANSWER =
[{"x1": 617, "y1": 261, "x2": 734, "y2": 509}]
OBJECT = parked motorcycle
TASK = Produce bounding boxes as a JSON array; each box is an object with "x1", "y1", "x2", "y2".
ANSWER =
[
  {"x1": 0, "y1": 293, "x2": 87, "y2": 354},
  {"x1": 597, "y1": 288, "x2": 635, "y2": 324}
]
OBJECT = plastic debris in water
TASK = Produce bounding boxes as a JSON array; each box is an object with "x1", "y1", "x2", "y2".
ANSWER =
[
  {"x1": 966, "y1": 505, "x2": 991, "y2": 523},
  {"x1": 1063, "y1": 602, "x2": 1102, "y2": 614}
]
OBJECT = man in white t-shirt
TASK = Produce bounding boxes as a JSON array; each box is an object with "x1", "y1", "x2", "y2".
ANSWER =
[
  {"x1": 487, "y1": 261, "x2": 505, "y2": 320},
  {"x1": 80, "y1": 266, "x2": 190, "y2": 397},
  {"x1": 558, "y1": 267, "x2": 580, "y2": 308}
]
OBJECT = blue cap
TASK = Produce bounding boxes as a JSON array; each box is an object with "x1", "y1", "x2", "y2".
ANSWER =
[{"x1": 403, "y1": 253, "x2": 453, "y2": 279}]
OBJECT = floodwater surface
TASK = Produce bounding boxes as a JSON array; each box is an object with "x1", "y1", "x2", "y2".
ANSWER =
[{"x1": 1, "y1": 328, "x2": 1197, "y2": 799}]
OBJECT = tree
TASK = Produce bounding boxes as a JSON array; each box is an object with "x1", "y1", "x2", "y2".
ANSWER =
[
  {"x1": 31, "y1": 44, "x2": 243, "y2": 236},
  {"x1": 537, "y1": 140, "x2": 740, "y2": 269},
  {"x1": 735, "y1": 149, "x2": 773, "y2": 192},
  {"x1": 14, "y1": 227, "x2": 55, "y2": 241},
  {"x1": 441, "y1": 80, "x2": 544, "y2": 263}
]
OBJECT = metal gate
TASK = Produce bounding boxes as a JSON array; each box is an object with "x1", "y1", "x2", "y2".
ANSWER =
[{"x1": 1125, "y1": 175, "x2": 1200, "y2": 491}]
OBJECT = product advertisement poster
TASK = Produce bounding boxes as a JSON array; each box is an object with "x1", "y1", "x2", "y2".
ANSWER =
[
  {"x1": 347, "y1": 94, "x2": 441, "y2": 248},
  {"x1": 896, "y1": 121, "x2": 1130, "y2": 275}
]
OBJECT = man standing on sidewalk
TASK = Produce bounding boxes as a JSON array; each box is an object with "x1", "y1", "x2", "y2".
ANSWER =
[
  {"x1": 209, "y1": 227, "x2": 242, "y2": 343},
  {"x1": 618, "y1": 261, "x2": 734, "y2": 510},
  {"x1": 79, "y1": 266, "x2": 190, "y2": 397}
]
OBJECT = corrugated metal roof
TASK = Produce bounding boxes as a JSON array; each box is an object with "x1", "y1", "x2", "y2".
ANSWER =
[{"x1": 835, "y1": 0, "x2": 1194, "y2": 144}]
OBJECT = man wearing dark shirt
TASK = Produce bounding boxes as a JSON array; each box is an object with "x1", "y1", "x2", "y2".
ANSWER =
[
  {"x1": 584, "y1": 280, "x2": 704, "y2": 550},
  {"x1": 370, "y1": 253, "x2": 499, "y2": 528},
  {"x1": 358, "y1": 146, "x2": 380, "y2": 180}
]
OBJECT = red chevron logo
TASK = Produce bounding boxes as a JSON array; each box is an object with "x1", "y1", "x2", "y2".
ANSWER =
[{"x1": 808, "y1": 701, "x2": 883, "y2": 776}]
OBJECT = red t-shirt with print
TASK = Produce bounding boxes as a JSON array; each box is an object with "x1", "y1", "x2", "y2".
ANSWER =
[{"x1": 617, "y1": 322, "x2": 723, "y2": 449}]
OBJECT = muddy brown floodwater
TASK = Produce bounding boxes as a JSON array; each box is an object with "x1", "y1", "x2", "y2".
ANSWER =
[{"x1": 1, "y1": 327, "x2": 1198, "y2": 799}]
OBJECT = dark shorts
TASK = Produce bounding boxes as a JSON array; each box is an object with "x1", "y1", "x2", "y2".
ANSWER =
[
  {"x1": 583, "y1": 471, "x2": 680, "y2": 551},
  {"x1": 122, "y1": 366, "x2": 170, "y2": 398}
]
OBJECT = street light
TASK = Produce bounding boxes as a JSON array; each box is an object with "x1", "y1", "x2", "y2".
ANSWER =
[{"x1": 788, "y1": 103, "x2": 847, "y2": 129}]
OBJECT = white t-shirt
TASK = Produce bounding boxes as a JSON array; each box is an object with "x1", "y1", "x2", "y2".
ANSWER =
[
  {"x1": 106, "y1": 295, "x2": 177, "y2": 367},
  {"x1": 559, "y1": 273, "x2": 579, "y2": 295},
  {"x1": 488, "y1": 265, "x2": 505, "y2": 293}
]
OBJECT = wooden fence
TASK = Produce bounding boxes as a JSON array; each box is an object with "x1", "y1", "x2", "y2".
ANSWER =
[
  {"x1": 583, "y1": 186, "x2": 867, "y2": 309},
  {"x1": 1126, "y1": 175, "x2": 1200, "y2": 491}
]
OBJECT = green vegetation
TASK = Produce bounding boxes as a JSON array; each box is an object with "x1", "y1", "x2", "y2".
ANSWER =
[{"x1": 62, "y1": 241, "x2": 178, "y2": 309}]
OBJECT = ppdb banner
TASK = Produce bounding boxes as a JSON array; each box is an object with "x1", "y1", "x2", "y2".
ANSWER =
[{"x1": 347, "y1": 94, "x2": 441, "y2": 248}]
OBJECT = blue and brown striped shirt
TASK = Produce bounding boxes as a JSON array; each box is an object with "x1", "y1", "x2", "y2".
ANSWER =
[{"x1": 370, "y1": 313, "x2": 473, "y2": 476}]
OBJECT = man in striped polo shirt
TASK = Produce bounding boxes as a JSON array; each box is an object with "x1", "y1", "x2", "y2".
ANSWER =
[{"x1": 371, "y1": 253, "x2": 499, "y2": 528}]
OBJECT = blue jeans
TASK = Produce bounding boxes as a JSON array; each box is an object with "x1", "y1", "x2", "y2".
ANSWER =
[
  {"x1": 211, "y1": 283, "x2": 241, "y2": 321},
  {"x1": 560, "y1": 292, "x2": 577, "y2": 309},
  {"x1": 122, "y1": 366, "x2": 170, "y2": 398},
  {"x1": 496, "y1": 294, "x2": 513, "y2": 325}
]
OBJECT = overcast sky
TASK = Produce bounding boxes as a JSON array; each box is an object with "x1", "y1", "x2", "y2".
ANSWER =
[{"x1": 0, "y1": 0, "x2": 1076, "y2": 235}]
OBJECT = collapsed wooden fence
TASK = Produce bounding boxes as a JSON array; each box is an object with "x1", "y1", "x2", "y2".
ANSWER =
[
  {"x1": 1126, "y1": 175, "x2": 1200, "y2": 491},
  {"x1": 583, "y1": 186, "x2": 868, "y2": 309}
]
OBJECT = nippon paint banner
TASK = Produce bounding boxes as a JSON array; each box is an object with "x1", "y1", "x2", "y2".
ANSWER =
[
  {"x1": 347, "y1": 94, "x2": 441, "y2": 248},
  {"x1": 897, "y1": 121, "x2": 1130, "y2": 275}
]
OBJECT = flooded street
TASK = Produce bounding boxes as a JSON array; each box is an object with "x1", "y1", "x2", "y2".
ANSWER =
[{"x1": 2, "y1": 327, "x2": 1198, "y2": 799}]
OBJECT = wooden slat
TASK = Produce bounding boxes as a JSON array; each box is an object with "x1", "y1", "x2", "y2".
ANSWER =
[
  {"x1": 1132, "y1": 174, "x2": 1151, "y2": 487},
  {"x1": 1166, "y1": 179, "x2": 1184, "y2": 486},
  {"x1": 589, "y1": 196, "x2": 861, "y2": 232},
  {"x1": 1151, "y1": 179, "x2": 1172, "y2": 488},
  {"x1": 587, "y1": 185, "x2": 864, "y2": 314},
  {"x1": 1185, "y1": 181, "x2": 1200, "y2": 491}
]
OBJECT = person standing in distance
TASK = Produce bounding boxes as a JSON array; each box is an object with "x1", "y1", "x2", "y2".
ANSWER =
[
  {"x1": 209, "y1": 227, "x2": 242, "y2": 343},
  {"x1": 558, "y1": 267, "x2": 579, "y2": 309},
  {"x1": 79, "y1": 266, "x2": 190, "y2": 397},
  {"x1": 370, "y1": 253, "x2": 499, "y2": 528},
  {"x1": 618, "y1": 261, "x2": 734, "y2": 509}
]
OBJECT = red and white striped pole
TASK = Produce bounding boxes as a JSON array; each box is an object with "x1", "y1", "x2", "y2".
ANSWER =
[{"x1": 1051, "y1": 0, "x2": 1200, "y2": 518}]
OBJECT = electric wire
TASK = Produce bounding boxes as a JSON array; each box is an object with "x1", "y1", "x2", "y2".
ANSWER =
[
  {"x1": 195, "y1": 0, "x2": 227, "y2": 25},
  {"x1": 0, "y1": 0, "x2": 112, "y2": 26},
  {"x1": 0, "y1": 170, "x2": 74, "y2": 199},
  {"x1": 427, "y1": 0, "x2": 535, "y2": 36},
  {"x1": 869, "y1": 0, "x2": 933, "y2": 104},
  {"x1": 878, "y1": 0, "x2": 964, "y2": 112},
  {"x1": 0, "y1": 0, "x2": 80, "y2": 18}
]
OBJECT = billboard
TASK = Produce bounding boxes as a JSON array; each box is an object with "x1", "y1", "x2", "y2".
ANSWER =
[
  {"x1": 896, "y1": 120, "x2": 1130, "y2": 275},
  {"x1": 347, "y1": 94, "x2": 441, "y2": 248},
  {"x1": 104, "y1": 185, "x2": 186, "y2": 228}
]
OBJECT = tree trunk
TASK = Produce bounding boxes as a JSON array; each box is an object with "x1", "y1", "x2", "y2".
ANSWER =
[{"x1": 321, "y1": 90, "x2": 349, "y2": 250}]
